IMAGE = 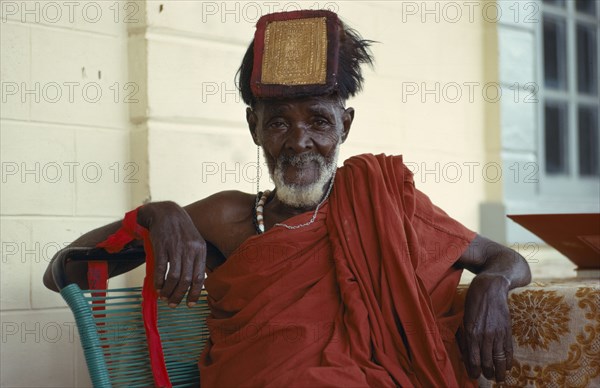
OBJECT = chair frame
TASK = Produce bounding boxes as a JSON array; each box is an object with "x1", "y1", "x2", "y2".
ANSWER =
[{"x1": 52, "y1": 247, "x2": 209, "y2": 388}]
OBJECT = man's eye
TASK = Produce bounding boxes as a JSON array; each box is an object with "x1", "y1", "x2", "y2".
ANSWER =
[
  {"x1": 313, "y1": 119, "x2": 330, "y2": 128},
  {"x1": 269, "y1": 121, "x2": 287, "y2": 129}
]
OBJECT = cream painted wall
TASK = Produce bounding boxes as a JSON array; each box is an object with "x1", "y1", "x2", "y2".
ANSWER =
[
  {"x1": 1, "y1": 1, "x2": 500, "y2": 386},
  {"x1": 1, "y1": 1, "x2": 134, "y2": 386}
]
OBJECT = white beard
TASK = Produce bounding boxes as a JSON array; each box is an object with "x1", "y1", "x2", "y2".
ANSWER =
[{"x1": 270, "y1": 144, "x2": 340, "y2": 208}]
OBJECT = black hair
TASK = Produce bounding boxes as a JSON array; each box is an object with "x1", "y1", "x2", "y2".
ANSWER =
[{"x1": 235, "y1": 19, "x2": 375, "y2": 107}]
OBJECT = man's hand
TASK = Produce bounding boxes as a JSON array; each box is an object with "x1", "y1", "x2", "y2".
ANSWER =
[
  {"x1": 138, "y1": 201, "x2": 207, "y2": 308},
  {"x1": 457, "y1": 234, "x2": 531, "y2": 383},
  {"x1": 462, "y1": 273, "x2": 513, "y2": 383}
]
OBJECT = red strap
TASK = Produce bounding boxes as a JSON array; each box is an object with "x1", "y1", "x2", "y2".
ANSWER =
[
  {"x1": 87, "y1": 261, "x2": 109, "y2": 290},
  {"x1": 96, "y1": 207, "x2": 172, "y2": 388},
  {"x1": 87, "y1": 261, "x2": 109, "y2": 314},
  {"x1": 87, "y1": 261, "x2": 109, "y2": 354}
]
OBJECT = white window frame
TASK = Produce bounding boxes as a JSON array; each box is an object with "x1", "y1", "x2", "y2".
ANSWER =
[{"x1": 535, "y1": 0, "x2": 600, "y2": 203}]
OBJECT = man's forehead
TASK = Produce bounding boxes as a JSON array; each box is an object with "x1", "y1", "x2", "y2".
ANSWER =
[{"x1": 256, "y1": 95, "x2": 342, "y2": 112}]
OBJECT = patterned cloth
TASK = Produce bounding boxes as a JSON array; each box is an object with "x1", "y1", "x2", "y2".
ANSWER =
[{"x1": 457, "y1": 278, "x2": 600, "y2": 387}]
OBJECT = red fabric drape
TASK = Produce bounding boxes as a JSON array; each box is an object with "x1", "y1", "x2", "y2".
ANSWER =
[
  {"x1": 96, "y1": 207, "x2": 172, "y2": 388},
  {"x1": 199, "y1": 153, "x2": 477, "y2": 387},
  {"x1": 327, "y1": 154, "x2": 477, "y2": 387}
]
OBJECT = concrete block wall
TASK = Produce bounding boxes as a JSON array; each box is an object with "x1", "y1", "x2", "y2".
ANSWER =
[
  {"x1": 1, "y1": 0, "x2": 135, "y2": 386},
  {"x1": 1, "y1": 1, "x2": 495, "y2": 385}
]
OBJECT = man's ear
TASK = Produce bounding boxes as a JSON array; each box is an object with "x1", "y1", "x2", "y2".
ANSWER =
[
  {"x1": 246, "y1": 107, "x2": 260, "y2": 145},
  {"x1": 341, "y1": 107, "x2": 354, "y2": 143}
]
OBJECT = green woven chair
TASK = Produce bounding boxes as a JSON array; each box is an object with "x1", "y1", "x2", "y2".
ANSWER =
[{"x1": 52, "y1": 247, "x2": 210, "y2": 387}]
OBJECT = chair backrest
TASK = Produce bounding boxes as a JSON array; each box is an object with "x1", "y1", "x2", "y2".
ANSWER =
[
  {"x1": 61, "y1": 284, "x2": 210, "y2": 388},
  {"x1": 54, "y1": 247, "x2": 210, "y2": 388}
]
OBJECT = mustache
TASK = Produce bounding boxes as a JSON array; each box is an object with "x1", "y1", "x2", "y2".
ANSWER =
[{"x1": 277, "y1": 153, "x2": 328, "y2": 168}]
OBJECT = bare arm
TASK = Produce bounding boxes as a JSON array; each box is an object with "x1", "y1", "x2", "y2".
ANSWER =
[
  {"x1": 43, "y1": 201, "x2": 212, "y2": 307},
  {"x1": 42, "y1": 220, "x2": 139, "y2": 292},
  {"x1": 457, "y1": 234, "x2": 531, "y2": 289},
  {"x1": 456, "y1": 234, "x2": 532, "y2": 383}
]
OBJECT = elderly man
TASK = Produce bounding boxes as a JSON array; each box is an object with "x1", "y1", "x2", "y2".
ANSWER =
[{"x1": 45, "y1": 9, "x2": 531, "y2": 387}]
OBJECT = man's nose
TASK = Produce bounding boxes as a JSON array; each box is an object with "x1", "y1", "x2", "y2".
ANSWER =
[{"x1": 285, "y1": 122, "x2": 313, "y2": 153}]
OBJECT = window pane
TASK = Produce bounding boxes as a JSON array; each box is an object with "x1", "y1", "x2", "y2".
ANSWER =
[
  {"x1": 545, "y1": 102, "x2": 569, "y2": 174},
  {"x1": 575, "y1": 0, "x2": 597, "y2": 15},
  {"x1": 543, "y1": 17, "x2": 568, "y2": 90},
  {"x1": 578, "y1": 106, "x2": 599, "y2": 176},
  {"x1": 543, "y1": 0, "x2": 566, "y2": 7},
  {"x1": 577, "y1": 24, "x2": 598, "y2": 95}
]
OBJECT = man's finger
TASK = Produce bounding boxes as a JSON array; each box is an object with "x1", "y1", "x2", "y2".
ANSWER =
[
  {"x1": 466, "y1": 333, "x2": 482, "y2": 379},
  {"x1": 481, "y1": 334, "x2": 495, "y2": 379},
  {"x1": 505, "y1": 326, "x2": 514, "y2": 371},
  {"x1": 168, "y1": 280, "x2": 189, "y2": 307},
  {"x1": 153, "y1": 245, "x2": 168, "y2": 291},
  {"x1": 160, "y1": 250, "x2": 181, "y2": 300},
  {"x1": 492, "y1": 336, "x2": 507, "y2": 382},
  {"x1": 186, "y1": 254, "x2": 206, "y2": 306},
  {"x1": 169, "y1": 254, "x2": 195, "y2": 307}
]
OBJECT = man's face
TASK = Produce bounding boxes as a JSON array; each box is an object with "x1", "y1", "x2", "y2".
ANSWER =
[{"x1": 247, "y1": 95, "x2": 354, "y2": 207}]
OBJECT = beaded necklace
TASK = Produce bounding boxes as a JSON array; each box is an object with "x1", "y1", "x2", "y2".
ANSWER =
[{"x1": 253, "y1": 171, "x2": 336, "y2": 234}]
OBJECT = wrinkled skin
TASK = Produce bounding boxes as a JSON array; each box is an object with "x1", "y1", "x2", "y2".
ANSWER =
[
  {"x1": 457, "y1": 236, "x2": 529, "y2": 382},
  {"x1": 463, "y1": 274, "x2": 513, "y2": 382},
  {"x1": 137, "y1": 202, "x2": 207, "y2": 307},
  {"x1": 247, "y1": 95, "x2": 354, "y2": 214},
  {"x1": 44, "y1": 96, "x2": 531, "y2": 383}
]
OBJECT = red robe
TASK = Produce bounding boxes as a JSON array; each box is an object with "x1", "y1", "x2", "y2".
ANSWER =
[{"x1": 198, "y1": 154, "x2": 477, "y2": 387}]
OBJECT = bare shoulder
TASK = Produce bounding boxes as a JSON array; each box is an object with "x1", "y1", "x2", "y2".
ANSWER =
[
  {"x1": 183, "y1": 190, "x2": 256, "y2": 254},
  {"x1": 185, "y1": 190, "x2": 255, "y2": 226}
]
